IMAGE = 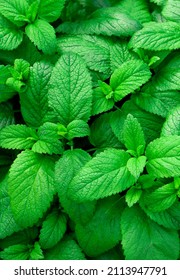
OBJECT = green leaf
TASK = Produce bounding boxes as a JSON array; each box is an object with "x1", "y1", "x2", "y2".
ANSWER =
[
  {"x1": 0, "y1": 244, "x2": 30, "y2": 260},
  {"x1": 0, "y1": 15, "x2": 23, "y2": 50},
  {"x1": 57, "y1": 35, "x2": 111, "y2": 73},
  {"x1": 125, "y1": 186, "x2": 142, "y2": 207},
  {"x1": 8, "y1": 150, "x2": 56, "y2": 227},
  {"x1": 92, "y1": 87, "x2": 114, "y2": 116},
  {"x1": 38, "y1": 0, "x2": 66, "y2": 22},
  {"x1": 39, "y1": 208, "x2": 67, "y2": 249},
  {"x1": 30, "y1": 242, "x2": 44, "y2": 260},
  {"x1": 141, "y1": 201, "x2": 180, "y2": 230},
  {"x1": 90, "y1": 112, "x2": 124, "y2": 149},
  {"x1": 0, "y1": 0, "x2": 29, "y2": 26},
  {"x1": 45, "y1": 237, "x2": 86, "y2": 260},
  {"x1": 162, "y1": 0, "x2": 180, "y2": 23},
  {"x1": 0, "y1": 65, "x2": 16, "y2": 103},
  {"x1": 134, "y1": 83, "x2": 180, "y2": 118},
  {"x1": 48, "y1": 53, "x2": 92, "y2": 126},
  {"x1": 20, "y1": 61, "x2": 53, "y2": 128},
  {"x1": 0, "y1": 103, "x2": 14, "y2": 129},
  {"x1": 142, "y1": 182, "x2": 177, "y2": 212},
  {"x1": 75, "y1": 196, "x2": 124, "y2": 256},
  {"x1": 57, "y1": 7, "x2": 142, "y2": 37},
  {"x1": 161, "y1": 106, "x2": 180, "y2": 136},
  {"x1": 152, "y1": 53, "x2": 180, "y2": 91},
  {"x1": 116, "y1": 0, "x2": 152, "y2": 24},
  {"x1": 25, "y1": 19, "x2": 56, "y2": 55},
  {"x1": 127, "y1": 156, "x2": 147, "y2": 179},
  {"x1": 55, "y1": 149, "x2": 96, "y2": 225},
  {"x1": 123, "y1": 114, "x2": 146, "y2": 156},
  {"x1": 110, "y1": 41, "x2": 138, "y2": 72},
  {"x1": 146, "y1": 136, "x2": 180, "y2": 178},
  {"x1": 129, "y1": 21, "x2": 180, "y2": 51},
  {"x1": 110, "y1": 60, "x2": 151, "y2": 102},
  {"x1": 32, "y1": 122, "x2": 63, "y2": 155},
  {"x1": 67, "y1": 120, "x2": 90, "y2": 140},
  {"x1": 0, "y1": 124, "x2": 37, "y2": 150},
  {"x1": 121, "y1": 205, "x2": 179, "y2": 260},
  {"x1": 68, "y1": 148, "x2": 136, "y2": 202},
  {"x1": 0, "y1": 172, "x2": 21, "y2": 239}
]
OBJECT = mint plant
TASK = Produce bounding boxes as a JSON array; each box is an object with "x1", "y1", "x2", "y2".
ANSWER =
[{"x1": 0, "y1": 0, "x2": 180, "y2": 260}]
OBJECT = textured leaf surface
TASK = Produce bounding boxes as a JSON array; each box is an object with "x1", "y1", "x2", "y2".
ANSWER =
[
  {"x1": 0, "y1": 172, "x2": 21, "y2": 239},
  {"x1": 129, "y1": 22, "x2": 180, "y2": 50},
  {"x1": 123, "y1": 114, "x2": 145, "y2": 155},
  {"x1": 134, "y1": 84, "x2": 180, "y2": 117},
  {"x1": 45, "y1": 238, "x2": 86, "y2": 260},
  {"x1": 0, "y1": 15, "x2": 23, "y2": 50},
  {"x1": 0, "y1": 103, "x2": 14, "y2": 129},
  {"x1": 38, "y1": 0, "x2": 66, "y2": 22},
  {"x1": 57, "y1": 35, "x2": 111, "y2": 73},
  {"x1": 25, "y1": 19, "x2": 56, "y2": 55},
  {"x1": 39, "y1": 209, "x2": 67, "y2": 249},
  {"x1": 110, "y1": 60, "x2": 151, "y2": 102},
  {"x1": 125, "y1": 186, "x2": 142, "y2": 207},
  {"x1": 0, "y1": 0, "x2": 28, "y2": 25},
  {"x1": 0, "y1": 125, "x2": 37, "y2": 150},
  {"x1": 55, "y1": 149, "x2": 96, "y2": 225},
  {"x1": 20, "y1": 61, "x2": 53, "y2": 127},
  {"x1": 162, "y1": 0, "x2": 180, "y2": 22},
  {"x1": 0, "y1": 244, "x2": 29, "y2": 260},
  {"x1": 8, "y1": 150, "x2": 56, "y2": 227},
  {"x1": 32, "y1": 122, "x2": 63, "y2": 155},
  {"x1": 127, "y1": 156, "x2": 146, "y2": 179},
  {"x1": 92, "y1": 87, "x2": 114, "y2": 116},
  {"x1": 67, "y1": 120, "x2": 90, "y2": 140},
  {"x1": 121, "y1": 206, "x2": 179, "y2": 260},
  {"x1": 161, "y1": 107, "x2": 180, "y2": 136},
  {"x1": 146, "y1": 136, "x2": 180, "y2": 178},
  {"x1": 57, "y1": 7, "x2": 141, "y2": 37},
  {"x1": 68, "y1": 149, "x2": 135, "y2": 202},
  {"x1": 49, "y1": 53, "x2": 92, "y2": 125},
  {"x1": 75, "y1": 196, "x2": 123, "y2": 256}
]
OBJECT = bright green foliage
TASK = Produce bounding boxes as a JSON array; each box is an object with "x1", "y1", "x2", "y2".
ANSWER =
[
  {"x1": 0, "y1": 0, "x2": 180, "y2": 261},
  {"x1": 129, "y1": 22, "x2": 180, "y2": 50},
  {"x1": 48, "y1": 53, "x2": 92, "y2": 126},
  {"x1": 39, "y1": 208, "x2": 67, "y2": 249},
  {"x1": 121, "y1": 206, "x2": 179, "y2": 260},
  {"x1": 8, "y1": 150, "x2": 56, "y2": 227},
  {"x1": 68, "y1": 149, "x2": 136, "y2": 202},
  {"x1": 0, "y1": 124, "x2": 37, "y2": 150},
  {"x1": 110, "y1": 60, "x2": 151, "y2": 102},
  {"x1": 57, "y1": 7, "x2": 142, "y2": 36},
  {"x1": 146, "y1": 136, "x2": 180, "y2": 178},
  {"x1": 75, "y1": 196, "x2": 123, "y2": 256}
]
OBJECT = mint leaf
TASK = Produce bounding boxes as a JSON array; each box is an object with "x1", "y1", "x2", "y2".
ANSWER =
[
  {"x1": 146, "y1": 136, "x2": 180, "y2": 178},
  {"x1": 0, "y1": 65, "x2": 16, "y2": 103},
  {"x1": 129, "y1": 22, "x2": 180, "y2": 50},
  {"x1": 142, "y1": 182, "x2": 177, "y2": 212},
  {"x1": 68, "y1": 149, "x2": 135, "y2": 202},
  {"x1": 8, "y1": 150, "x2": 56, "y2": 227},
  {"x1": 92, "y1": 87, "x2": 114, "y2": 116},
  {"x1": 75, "y1": 196, "x2": 123, "y2": 256},
  {"x1": 30, "y1": 242, "x2": 44, "y2": 260},
  {"x1": 110, "y1": 60, "x2": 151, "y2": 102},
  {"x1": 125, "y1": 186, "x2": 142, "y2": 207},
  {"x1": 127, "y1": 156, "x2": 147, "y2": 179},
  {"x1": 0, "y1": 124, "x2": 37, "y2": 150},
  {"x1": 25, "y1": 19, "x2": 56, "y2": 54},
  {"x1": 0, "y1": 244, "x2": 30, "y2": 260},
  {"x1": 48, "y1": 53, "x2": 92, "y2": 126},
  {"x1": 20, "y1": 61, "x2": 53, "y2": 128},
  {"x1": 121, "y1": 206, "x2": 179, "y2": 260},
  {"x1": 67, "y1": 120, "x2": 90, "y2": 140},
  {"x1": 57, "y1": 7, "x2": 141, "y2": 37},
  {"x1": 0, "y1": 15, "x2": 23, "y2": 50},
  {"x1": 32, "y1": 122, "x2": 63, "y2": 155},
  {"x1": 162, "y1": 0, "x2": 180, "y2": 23},
  {"x1": 39, "y1": 208, "x2": 67, "y2": 249},
  {"x1": 57, "y1": 35, "x2": 111, "y2": 73},
  {"x1": 0, "y1": 103, "x2": 14, "y2": 129},
  {"x1": 123, "y1": 114, "x2": 146, "y2": 156},
  {"x1": 161, "y1": 106, "x2": 180, "y2": 136},
  {"x1": 38, "y1": 0, "x2": 66, "y2": 22},
  {"x1": 45, "y1": 237, "x2": 86, "y2": 260},
  {"x1": 55, "y1": 149, "x2": 96, "y2": 225}
]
